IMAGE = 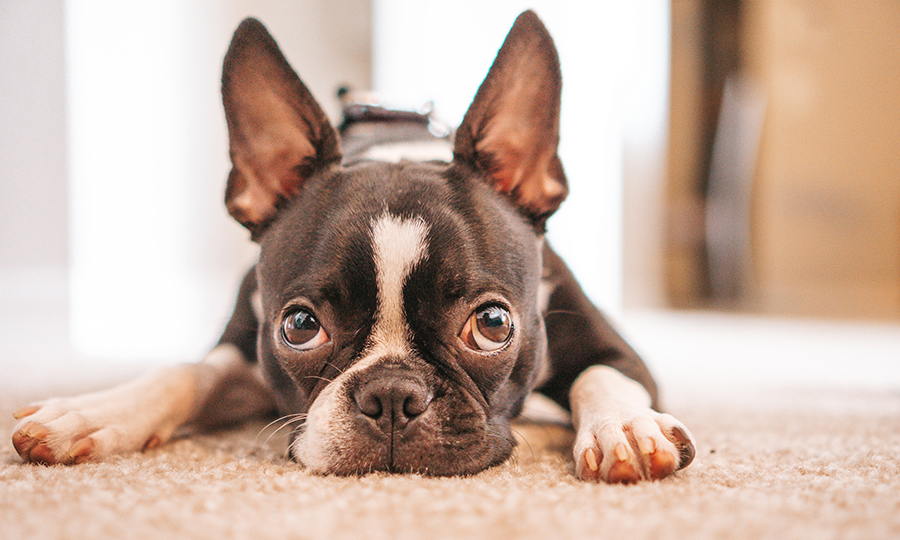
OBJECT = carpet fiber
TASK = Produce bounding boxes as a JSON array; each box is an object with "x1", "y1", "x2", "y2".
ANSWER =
[{"x1": 2, "y1": 375, "x2": 899, "y2": 540}]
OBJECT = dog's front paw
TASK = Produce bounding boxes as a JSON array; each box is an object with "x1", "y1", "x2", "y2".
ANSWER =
[
  {"x1": 573, "y1": 412, "x2": 695, "y2": 484},
  {"x1": 10, "y1": 368, "x2": 198, "y2": 465},
  {"x1": 11, "y1": 393, "x2": 162, "y2": 465},
  {"x1": 12, "y1": 407, "x2": 97, "y2": 465}
]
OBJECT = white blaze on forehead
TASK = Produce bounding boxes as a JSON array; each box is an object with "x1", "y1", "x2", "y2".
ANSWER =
[{"x1": 369, "y1": 213, "x2": 429, "y2": 354}]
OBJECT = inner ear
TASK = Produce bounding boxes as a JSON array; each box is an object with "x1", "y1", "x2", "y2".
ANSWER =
[
  {"x1": 221, "y1": 18, "x2": 341, "y2": 235},
  {"x1": 454, "y1": 11, "x2": 568, "y2": 225}
]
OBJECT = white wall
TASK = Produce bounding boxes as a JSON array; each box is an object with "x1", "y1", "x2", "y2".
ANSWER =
[
  {"x1": 622, "y1": 4, "x2": 672, "y2": 309},
  {"x1": 373, "y1": 0, "x2": 671, "y2": 313},
  {"x1": 64, "y1": 0, "x2": 371, "y2": 361},
  {"x1": 0, "y1": 1, "x2": 69, "y2": 303}
]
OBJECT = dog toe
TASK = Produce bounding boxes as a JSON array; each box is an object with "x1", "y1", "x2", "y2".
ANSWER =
[
  {"x1": 12, "y1": 421, "x2": 48, "y2": 459},
  {"x1": 607, "y1": 442, "x2": 642, "y2": 484},
  {"x1": 656, "y1": 414, "x2": 696, "y2": 470},
  {"x1": 645, "y1": 444, "x2": 678, "y2": 479},
  {"x1": 669, "y1": 424, "x2": 696, "y2": 470},
  {"x1": 28, "y1": 441, "x2": 60, "y2": 465},
  {"x1": 630, "y1": 416, "x2": 679, "y2": 480},
  {"x1": 13, "y1": 405, "x2": 41, "y2": 420},
  {"x1": 64, "y1": 437, "x2": 96, "y2": 464},
  {"x1": 577, "y1": 447, "x2": 601, "y2": 481}
]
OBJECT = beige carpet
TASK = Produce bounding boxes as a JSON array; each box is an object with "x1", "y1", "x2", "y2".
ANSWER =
[{"x1": 2, "y1": 371, "x2": 899, "y2": 540}]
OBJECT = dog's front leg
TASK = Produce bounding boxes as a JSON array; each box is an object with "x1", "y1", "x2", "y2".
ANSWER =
[
  {"x1": 570, "y1": 366, "x2": 695, "y2": 483},
  {"x1": 538, "y1": 245, "x2": 695, "y2": 483},
  {"x1": 11, "y1": 344, "x2": 274, "y2": 465}
]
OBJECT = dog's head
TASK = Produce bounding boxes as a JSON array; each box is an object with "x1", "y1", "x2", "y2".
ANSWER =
[{"x1": 221, "y1": 11, "x2": 567, "y2": 475}]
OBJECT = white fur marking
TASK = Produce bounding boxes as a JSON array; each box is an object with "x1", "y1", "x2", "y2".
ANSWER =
[
  {"x1": 570, "y1": 366, "x2": 652, "y2": 424},
  {"x1": 369, "y1": 213, "x2": 429, "y2": 354}
]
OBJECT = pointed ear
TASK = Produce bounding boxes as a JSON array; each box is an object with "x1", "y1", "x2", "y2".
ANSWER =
[
  {"x1": 453, "y1": 11, "x2": 568, "y2": 226},
  {"x1": 222, "y1": 18, "x2": 341, "y2": 234}
]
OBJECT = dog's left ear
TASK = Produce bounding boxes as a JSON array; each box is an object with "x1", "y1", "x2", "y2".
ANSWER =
[
  {"x1": 454, "y1": 11, "x2": 567, "y2": 227},
  {"x1": 221, "y1": 18, "x2": 341, "y2": 235}
]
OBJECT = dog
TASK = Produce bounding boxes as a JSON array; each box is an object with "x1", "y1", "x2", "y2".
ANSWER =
[{"x1": 11, "y1": 11, "x2": 695, "y2": 483}]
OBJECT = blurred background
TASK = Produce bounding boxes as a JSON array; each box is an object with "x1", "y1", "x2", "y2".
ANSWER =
[
  {"x1": 1, "y1": 0, "x2": 898, "y2": 390},
  {"x1": 667, "y1": 0, "x2": 900, "y2": 319}
]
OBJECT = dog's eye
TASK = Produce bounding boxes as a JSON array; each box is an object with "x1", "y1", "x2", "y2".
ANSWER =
[
  {"x1": 460, "y1": 304, "x2": 513, "y2": 352},
  {"x1": 281, "y1": 309, "x2": 329, "y2": 350}
]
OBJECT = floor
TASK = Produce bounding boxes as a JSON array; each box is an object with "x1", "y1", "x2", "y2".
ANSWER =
[{"x1": 3, "y1": 288, "x2": 899, "y2": 540}]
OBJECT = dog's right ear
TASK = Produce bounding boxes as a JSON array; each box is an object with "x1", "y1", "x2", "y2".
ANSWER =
[
  {"x1": 222, "y1": 18, "x2": 341, "y2": 236},
  {"x1": 453, "y1": 11, "x2": 567, "y2": 230}
]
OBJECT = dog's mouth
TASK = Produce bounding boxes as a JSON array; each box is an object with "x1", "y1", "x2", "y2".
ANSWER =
[{"x1": 289, "y1": 368, "x2": 515, "y2": 476}]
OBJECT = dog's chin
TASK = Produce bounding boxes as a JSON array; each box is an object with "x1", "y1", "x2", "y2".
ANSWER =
[
  {"x1": 291, "y1": 422, "x2": 515, "y2": 477},
  {"x1": 289, "y1": 389, "x2": 516, "y2": 476}
]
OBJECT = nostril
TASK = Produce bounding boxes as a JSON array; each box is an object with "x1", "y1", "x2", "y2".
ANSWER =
[
  {"x1": 357, "y1": 390, "x2": 384, "y2": 419},
  {"x1": 402, "y1": 390, "x2": 430, "y2": 418}
]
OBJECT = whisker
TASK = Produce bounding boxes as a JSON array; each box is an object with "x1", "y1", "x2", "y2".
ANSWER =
[
  {"x1": 300, "y1": 375, "x2": 334, "y2": 385},
  {"x1": 255, "y1": 413, "x2": 307, "y2": 449},
  {"x1": 263, "y1": 418, "x2": 304, "y2": 453},
  {"x1": 256, "y1": 413, "x2": 306, "y2": 438},
  {"x1": 509, "y1": 426, "x2": 535, "y2": 465},
  {"x1": 323, "y1": 361, "x2": 346, "y2": 375},
  {"x1": 506, "y1": 444, "x2": 521, "y2": 469},
  {"x1": 258, "y1": 413, "x2": 296, "y2": 432}
]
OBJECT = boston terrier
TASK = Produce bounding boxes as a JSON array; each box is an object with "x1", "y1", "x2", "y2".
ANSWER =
[{"x1": 12, "y1": 11, "x2": 695, "y2": 483}]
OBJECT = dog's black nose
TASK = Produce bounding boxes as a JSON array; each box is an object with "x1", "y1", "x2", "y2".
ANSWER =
[{"x1": 354, "y1": 371, "x2": 432, "y2": 433}]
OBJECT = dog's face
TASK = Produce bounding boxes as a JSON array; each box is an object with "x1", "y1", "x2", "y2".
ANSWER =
[
  {"x1": 255, "y1": 162, "x2": 546, "y2": 475},
  {"x1": 221, "y1": 12, "x2": 568, "y2": 475}
]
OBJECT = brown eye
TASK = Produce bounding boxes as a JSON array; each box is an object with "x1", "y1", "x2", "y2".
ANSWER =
[
  {"x1": 461, "y1": 304, "x2": 513, "y2": 352},
  {"x1": 281, "y1": 309, "x2": 329, "y2": 350}
]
